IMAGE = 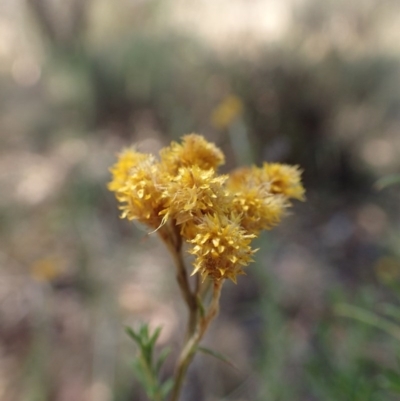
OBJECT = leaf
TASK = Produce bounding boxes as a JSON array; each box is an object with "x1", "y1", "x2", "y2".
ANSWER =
[
  {"x1": 379, "y1": 303, "x2": 400, "y2": 323},
  {"x1": 380, "y1": 369, "x2": 400, "y2": 393},
  {"x1": 140, "y1": 324, "x2": 149, "y2": 339},
  {"x1": 197, "y1": 347, "x2": 239, "y2": 371},
  {"x1": 334, "y1": 303, "x2": 400, "y2": 342},
  {"x1": 149, "y1": 327, "x2": 162, "y2": 349},
  {"x1": 160, "y1": 378, "x2": 174, "y2": 399},
  {"x1": 374, "y1": 175, "x2": 400, "y2": 190},
  {"x1": 127, "y1": 325, "x2": 167, "y2": 401},
  {"x1": 142, "y1": 326, "x2": 162, "y2": 366},
  {"x1": 125, "y1": 327, "x2": 142, "y2": 346},
  {"x1": 145, "y1": 386, "x2": 157, "y2": 400},
  {"x1": 132, "y1": 360, "x2": 147, "y2": 388},
  {"x1": 156, "y1": 346, "x2": 171, "y2": 374}
]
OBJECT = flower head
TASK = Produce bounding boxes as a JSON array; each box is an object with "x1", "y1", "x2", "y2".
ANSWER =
[
  {"x1": 160, "y1": 166, "x2": 229, "y2": 227},
  {"x1": 160, "y1": 134, "x2": 225, "y2": 175},
  {"x1": 260, "y1": 163, "x2": 305, "y2": 200},
  {"x1": 226, "y1": 163, "x2": 305, "y2": 234},
  {"x1": 227, "y1": 167, "x2": 287, "y2": 234},
  {"x1": 113, "y1": 155, "x2": 166, "y2": 228},
  {"x1": 108, "y1": 148, "x2": 149, "y2": 192},
  {"x1": 188, "y1": 214, "x2": 256, "y2": 283},
  {"x1": 232, "y1": 188, "x2": 287, "y2": 234}
]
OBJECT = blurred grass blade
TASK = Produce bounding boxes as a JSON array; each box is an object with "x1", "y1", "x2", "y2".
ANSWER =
[
  {"x1": 380, "y1": 369, "x2": 400, "y2": 393},
  {"x1": 374, "y1": 175, "x2": 400, "y2": 190},
  {"x1": 335, "y1": 303, "x2": 400, "y2": 342},
  {"x1": 379, "y1": 303, "x2": 400, "y2": 323}
]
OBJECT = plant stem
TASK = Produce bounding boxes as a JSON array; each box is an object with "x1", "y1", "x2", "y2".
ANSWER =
[
  {"x1": 139, "y1": 355, "x2": 163, "y2": 401},
  {"x1": 170, "y1": 280, "x2": 222, "y2": 401},
  {"x1": 158, "y1": 223, "x2": 223, "y2": 401},
  {"x1": 159, "y1": 224, "x2": 198, "y2": 337}
]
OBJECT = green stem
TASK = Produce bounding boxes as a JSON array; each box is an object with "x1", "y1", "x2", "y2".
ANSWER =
[
  {"x1": 158, "y1": 223, "x2": 223, "y2": 401},
  {"x1": 139, "y1": 354, "x2": 163, "y2": 401},
  {"x1": 158, "y1": 224, "x2": 198, "y2": 337},
  {"x1": 170, "y1": 280, "x2": 222, "y2": 401}
]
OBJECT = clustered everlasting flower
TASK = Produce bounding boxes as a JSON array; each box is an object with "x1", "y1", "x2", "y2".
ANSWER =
[{"x1": 108, "y1": 134, "x2": 304, "y2": 283}]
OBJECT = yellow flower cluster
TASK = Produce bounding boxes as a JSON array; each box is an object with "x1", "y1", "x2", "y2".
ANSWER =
[{"x1": 108, "y1": 134, "x2": 304, "y2": 282}]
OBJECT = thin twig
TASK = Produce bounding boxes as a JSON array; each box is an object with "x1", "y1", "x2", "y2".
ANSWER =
[
  {"x1": 158, "y1": 224, "x2": 198, "y2": 337},
  {"x1": 170, "y1": 280, "x2": 222, "y2": 401}
]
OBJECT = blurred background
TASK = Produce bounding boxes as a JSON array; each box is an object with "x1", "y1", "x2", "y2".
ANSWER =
[{"x1": 1, "y1": 0, "x2": 400, "y2": 400}]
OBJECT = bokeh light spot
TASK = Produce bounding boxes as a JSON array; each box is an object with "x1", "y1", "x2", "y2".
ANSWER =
[{"x1": 362, "y1": 139, "x2": 395, "y2": 167}]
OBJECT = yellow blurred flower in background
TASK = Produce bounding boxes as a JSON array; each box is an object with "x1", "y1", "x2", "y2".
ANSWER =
[
  {"x1": 211, "y1": 95, "x2": 244, "y2": 129},
  {"x1": 375, "y1": 256, "x2": 400, "y2": 283},
  {"x1": 31, "y1": 256, "x2": 64, "y2": 282}
]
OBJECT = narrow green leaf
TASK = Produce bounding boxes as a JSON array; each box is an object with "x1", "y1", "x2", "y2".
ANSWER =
[
  {"x1": 140, "y1": 324, "x2": 149, "y2": 340},
  {"x1": 374, "y1": 175, "x2": 400, "y2": 190},
  {"x1": 137, "y1": 324, "x2": 154, "y2": 365},
  {"x1": 132, "y1": 360, "x2": 147, "y2": 388},
  {"x1": 379, "y1": 303, "x2": 400, "y2": 323},
  {"x1": 125, "y1": 327, "x2": 142, "y2": 346},
  {"x1": 335, "y1": 303, "x2": 400, "y2": 342},
  {"x1": 197, "y1": 346, "x2": 239, "y2": 370},
  {"x1": 145, "y1": 386, "x2": 157, "y2": 400},
  {"x1": 138, "y1": 355, "x2": 153, "y2": 389},
  {"x1": 156, "y1": 347, "x2": 171, "y2": 374},
  {"x1": 142, "y1": 343, "x2": 153, "y2": 367},
  {"x1": 149, "y1": 327, "x2": 162, "y2": 349},
  {"x1": 160, "y1": 378, "x2": 174, "y2": 399},
  {"x1": 380, "y1": 369, "x2": 400, "y2": 393}
]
